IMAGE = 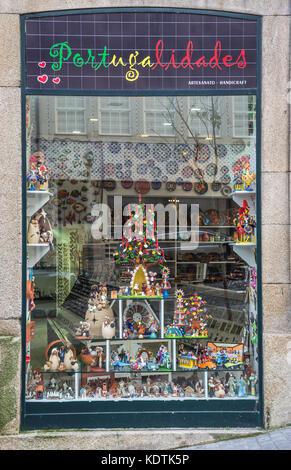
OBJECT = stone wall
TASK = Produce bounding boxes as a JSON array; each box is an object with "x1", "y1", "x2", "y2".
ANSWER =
[{"x1": 0, "y1": 0, "x2": 290, "y2": 436}]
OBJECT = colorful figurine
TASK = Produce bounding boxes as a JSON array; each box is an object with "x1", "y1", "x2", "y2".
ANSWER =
[{"x1": 238, "y1": 375, "x2": 247, "y2": 397}]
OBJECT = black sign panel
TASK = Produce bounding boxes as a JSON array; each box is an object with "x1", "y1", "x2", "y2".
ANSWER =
[{"x1": 25, "y1": 11, "x2": 258, "y2": 90}]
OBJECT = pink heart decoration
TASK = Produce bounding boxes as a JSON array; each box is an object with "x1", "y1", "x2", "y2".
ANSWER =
[
  {"x1": 37, "y1": 75, "x2": 48, "y2": 84},
  {"x1": 38, "y1": 61, "x2": 46, "y2": 68},
  {"x1": 52, "y1": 77, "x2": 61, "y2": 84}
]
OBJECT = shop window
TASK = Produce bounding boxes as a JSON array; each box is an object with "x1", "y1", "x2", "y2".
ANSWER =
[
  {"x1": 55, "y1": 96, "x2": 86, "y2": 135},
  {"x1": 99, "y1": 97, "x2": 131, "y2": 136}
]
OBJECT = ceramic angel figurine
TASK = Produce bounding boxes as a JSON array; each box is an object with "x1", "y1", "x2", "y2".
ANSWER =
[
  {"x1": 63, "y1": 347, "x2": 79, "y2": 371},
  {"x1": 44, "y1": 348, "x2": 60, "y2": 371}
]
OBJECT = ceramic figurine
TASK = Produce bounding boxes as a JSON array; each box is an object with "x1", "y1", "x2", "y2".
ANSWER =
[
  {"x1": 63, "y1": 346, "x2": 79, "y2": 371},
  {"x1": 238, "y1": 375, "x2": 247, "y2": 397},
  {"x1": 214, "y1": 379, "x2": 226, "y2": 398},
  {"x1": 75, "y1": 321, "x2": 91, "y2": 338},
  {"x1": 128, "y1": 383, "x2": 135, "y2": 399},
  {"x1": 161, "y1": 266, "x2": 171, "y2": 298},
  {"x1": 85, "y1": 283, "x2": 115, "y2": 337},
  {"x1": 248, "y1": 371, "x2": 257, "y2": 396},
  {"x1": 172, "y1": 384, "x2": 178, "y2": 397},
  {"x1": 208, "y1": 376, "x2": 216, "y2": 397},
  {"x1": 44, "y1": 348, "x2": 60, "y2": 371},
  {"x1": 227, "y1": 374, "x2": 237, "y2": 397},
  {"x1": 148, "y1": 321, "x2": 158, "y2": 338},
  {"x1": 102, "y1": 316, "x2": 116, "y2": 339},
  {"x1": 26, "y1": 169, "x2": 38, "y2": 191},
  {"x1": 184, "y1": 385, "x2": 195, "y2": 397},
  {"x1": 195, "y1": 380, "x2": 204, "y2": 398},
  {"x1": 102, "y1": 381, "x2": 108, "y2": 398}
]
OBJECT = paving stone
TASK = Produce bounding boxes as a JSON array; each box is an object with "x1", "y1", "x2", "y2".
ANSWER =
[
  {"x1": 180, "y1": 427, "x2": 291, "y2": 451},
  {"x1": 260, "y1": 443, "x2": 278, "y2": 450},
  {"x1": 274, "y1": 442, "x2": 291, "y2": 450}
]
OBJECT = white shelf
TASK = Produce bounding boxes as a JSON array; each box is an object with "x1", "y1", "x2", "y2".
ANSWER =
[
  {"x1": 27, "y1": 243, "x2": 50, "y2": 268},
  {"x1": 230, "y1": 243, "x2": 256, "y2": 267},
  {"x1": 229, "y1": 190, "x2": 256, "y2": 209},
  {"x1": 27, "y1": 191, "x2": 53, "y2": 217}
]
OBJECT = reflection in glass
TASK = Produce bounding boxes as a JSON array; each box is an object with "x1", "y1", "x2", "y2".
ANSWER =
[{"x1": 25, "y1": 96, "x2": 258, "y2": 402}]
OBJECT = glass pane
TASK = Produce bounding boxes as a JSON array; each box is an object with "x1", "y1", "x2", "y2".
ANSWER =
[{"x1": 25, "y1": 95, "x2": 258, "y2": 403}]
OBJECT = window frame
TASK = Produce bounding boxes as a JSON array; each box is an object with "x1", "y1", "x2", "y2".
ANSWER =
[
  {"x1": 98, "y1": 96, "x2": 132, "y2": 136},
  {"x1": 143, "y1": 96, "x2": 177, "y2": 137},
  {"x1": 187, "y1": 96, "x2": 222, "y2": 139},
  {"x1": 232, "y1": 96, "x2": 256, "y2": 139},
  {"x1": 54, "y1": 96, "x2": 87, "y2": 136}
]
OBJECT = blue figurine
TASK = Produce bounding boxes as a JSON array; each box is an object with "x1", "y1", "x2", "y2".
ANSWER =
[{"x1": 238, "y1": 375, "x2": 247, "y2": 397}]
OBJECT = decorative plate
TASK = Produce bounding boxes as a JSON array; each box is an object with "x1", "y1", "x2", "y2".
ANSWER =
[
  {"x1": 205, "y1": 209, "x2": 220, "y2": 226},
  {"x1": 135, "y1": 179, "x2": 150, "y2": 194},
  {"x1": 151, "y1": 181, "x2": 162, "y2": 190},
  {"x1": 206, "y1": 163, "x2": 218, "y2": 176},
  {"x1": 221, "y1": 185, "x2": 232, "y2": 197},
  {"x1": 182, "y1": 182, "x2": 193, "y2": 191},
  {"x1": 195, "y1": 144, "x2": 210, "y2": 163},
  {"x1": 121, "y1": 179, "x2": 133, "y2": 189},
  {"x1": 194, "y1": 182, "x2": 208, "y2": 195},
  {"x1": 217, "y1": 144, "x2": 228, "y2": 159},
  {"x1": 166, "y1": 182, "x2": 176, "y2": 192},
  {"x1": 211, "y1": 182, "x2": 222, "y2": 192},
  {"x1": 220, "y1": 165, "x2": 230, "y2": 175},
  {"x1": 102, "y1": 180, "x2": 116, "y2": 191},
  {"x1": 182, "y1": 166, "x2": 194, "y2": 178},
  {"x1": 221, "y1": 174, "x2": 231, "y2": 184},
  {"x1": 104, "y1": 163, "x2": 116, "y2": 176},
  {"x1": 123, "y1": 302, "x2": 155, "y2": 332}
]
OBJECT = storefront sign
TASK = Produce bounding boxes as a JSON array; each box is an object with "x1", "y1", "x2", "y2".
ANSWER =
[{"x1": 25, "y1": 11, "x2": 257, "y2": 90}]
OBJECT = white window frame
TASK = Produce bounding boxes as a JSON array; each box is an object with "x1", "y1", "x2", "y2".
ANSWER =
[
  {"x1": 232, "y1": 96, "x2": 256, "y2": 138},
  {"x1": 98, "y1": 97, "x2": 132, "y2": 136},
  {"x1": 55, "y1": 96, "x2": 87, "y2": 135},
  {"x1": 187, "y1": 97, "x2": 222, "y2": 138},
  {"x1": 143, "y1": 97, "x2": 176, "y2": 137}
]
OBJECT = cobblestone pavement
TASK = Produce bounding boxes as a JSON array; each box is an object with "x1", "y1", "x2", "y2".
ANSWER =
[{"x1": 182, "y1": 427, "x2": 291, "y2": 450}]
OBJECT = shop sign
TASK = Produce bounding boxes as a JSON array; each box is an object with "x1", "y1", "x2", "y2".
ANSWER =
[{"x1": 25, "y1": 11, "x2": 258, "y2": 91}]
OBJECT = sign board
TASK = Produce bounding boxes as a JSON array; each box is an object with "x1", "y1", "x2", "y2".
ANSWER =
[{"x1": 25, "y1": 11, "x2": 258, "y2": 90}]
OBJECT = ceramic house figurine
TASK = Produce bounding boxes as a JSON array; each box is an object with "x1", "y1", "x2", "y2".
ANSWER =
[{"x1": 85, "y1": 283, "x2": 115, "y2": 337}]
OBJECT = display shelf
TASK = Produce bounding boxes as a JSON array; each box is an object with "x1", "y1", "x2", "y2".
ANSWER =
[
  {"x1": 230, "y1": 243, "x2": 256, "y2": 268},
  {"x1": 27, "y1": 190, "x2": 53, "y2": 217},
  {"x1": 229, "y1": 190, "x2": 256, "y2": 216},
  {"x1": 27, "y1": 243, "x2": 50, "y2": 268}
]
